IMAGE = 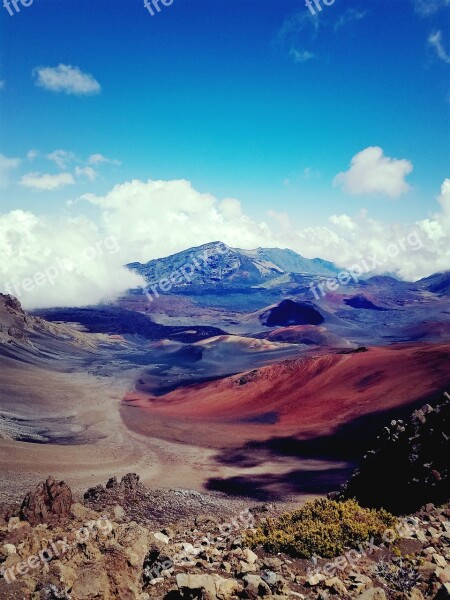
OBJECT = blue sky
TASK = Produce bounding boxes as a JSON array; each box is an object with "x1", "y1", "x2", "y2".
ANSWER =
[
  {"x1": 0, "y1": 0, "x2": 449, "y2": 306},
  {"x1": 1, "y1": 0, "x2": 449, "y2": 219}
]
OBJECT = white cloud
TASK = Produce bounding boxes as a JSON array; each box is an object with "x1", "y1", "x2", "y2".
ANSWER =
[
  {"x1": 0, "y1": 211, "x2": 143, "y2": 309},
  {"x1": 0, "y1": 154, "x2": 21, "y2": 186},
  {"x1": 277, "y1": 11, "x2": 318, "y2": 64},
  {"x1": 329, "y1": 214, "x2": 358, "y2": 231},
  {"x1": 278, "y1": 10, "x2": 319, "y2": 44},
  {"x1": 82, "y1": 179, "x2": 275, "y2": 263},
  {"x1": 428, "y1": 30, "x2": 450, "y2": 64},
  {"x1": 27, "y1": 149, "x2": 38, "y2": 161},
  {"x1": 417, "y1": 178, "x2": 450, "y2": 242},
  {"x1": 20, "y1": 172, "x2": 75, "y2": 191},
  {"x1": 33, "y1": 64, "x2": 101, "y2": 95},
  {"x1": 88, "y1": 153, "x2": 121, "y2": 166},
  {"x1": 289, "y1": 49, "x2": 314, "y2": 63},
  {"x1": 413, "y1": 0, "x2": 450, "y2": 15},
  {"x1": 277, "y1": 181, "x2": 450, "y2": 280},
  {"x1": 334, "y1": 9, "x2": 366, "y2": 31},
  {"x1": 47, "y1": 149, "x2": 76, "y2": 169},
  {"x1": 334, "y1": 147, "x2": 413, "y2": 198},
  {"x1": 266, "y1": 209, "x2": 292, "y2": 230},
  {"x1": 75, "y1": 166, "x2": 97, "y2": 182}
]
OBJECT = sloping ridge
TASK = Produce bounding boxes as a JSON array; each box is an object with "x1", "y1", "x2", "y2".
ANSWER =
[
  {"x1": 0, "y1": 294, "x2": 102, "y2": 362},
  {"x1": 124, "y1": 343, "x2": 450, "y2": 441}
]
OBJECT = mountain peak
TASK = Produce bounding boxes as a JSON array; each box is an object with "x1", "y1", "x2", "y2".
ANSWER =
[{"x1": 127, "y1": 241, "x2": 338, "y2": 291}]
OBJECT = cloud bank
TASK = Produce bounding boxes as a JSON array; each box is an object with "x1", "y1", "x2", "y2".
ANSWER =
[
  {"x1": 0, "y1": 211, "x2": 143, "y2": 309},
  {"x1": 1, "y1": 173, "x2": 449, "y2": 309}
]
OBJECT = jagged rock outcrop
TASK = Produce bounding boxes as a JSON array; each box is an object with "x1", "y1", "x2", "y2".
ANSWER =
[
  {"x1": 83, "y1": 473, "x2": 250, "y2": 529},
  {"x1": 20, "y1": 476, "x2": 73, "y2": 526},
  {"x1": 333, "y1": 392, "x2": 450, "y2": 514}
]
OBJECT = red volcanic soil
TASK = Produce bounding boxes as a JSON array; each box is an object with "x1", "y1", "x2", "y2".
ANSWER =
[{"x1": 123, "y1": 343, "x2": 450, "y2": 445}]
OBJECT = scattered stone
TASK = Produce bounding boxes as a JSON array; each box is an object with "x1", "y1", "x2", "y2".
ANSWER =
[
  {"x1": 261, "y1": 570, "x2": 278, "y2": 586},
  {"x1": 2, "y1": 473, "x2": 449, "y2": 600},
  {"x1": 356, "y1": 589, "x2": 387, "y2": 599},
  {"x1": 434, "y1": 554, "x2": 448, "y2": 568},
  {"x1": 113, "y1": 504, "x2": 126, "y2": 520},
  {"x1": 242, "y1": 548, "x2": 258, "y2": 564},
  {"x1": 436, "y1": 565, "x2": 450, "y2": 584},
  {"x1": 262, "y1": 557, "x2": 283, "y2": 569},
  {"x1": 239, "y1": 560, "x2": 256, "y2": 574},
  {"x1": 154, "y1": 531, "x2": 170, "y2": 544},
  {"x1": 306, "y1": 573, "x2": 326, "y2": 586},
  {"x1": 325, "y1": 576, "x2": 349, "y2": 596},
  {"x1": 176, "y1": 572, "x2": 217, "y2": 598},
  {"x1": 347, "y1": 572, "x2": 372, "y2": 593},
  {"x1": 213, "y1": 574, "x2": 242, "y2": 598},
  {"x1": 2, "y1": 543, "x2": 16, "y2": 555},
  {"x1": 243, "y1": 574, "x2": 271, "y2": 596}
]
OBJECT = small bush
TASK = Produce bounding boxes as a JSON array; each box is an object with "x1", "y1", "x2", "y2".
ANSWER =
[{"x1": 244, "y1": 498, "x2": 396, "y2": 559}]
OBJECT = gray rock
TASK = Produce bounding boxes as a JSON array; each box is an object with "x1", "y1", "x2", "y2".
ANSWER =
[
  {"x1": 356, "y1": 588, "x2": 387, "y2": 599},
  {"x1": 261, "y1": 570, "x2": 278, "y2": 586},
  {"x1": 262, "y1": 557, "x2": 283, "y2": 569}
]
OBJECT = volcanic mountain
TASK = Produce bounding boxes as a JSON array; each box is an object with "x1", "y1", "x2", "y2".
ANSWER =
[{"x1": 127, "y1": 241, "x2": 339, "y2": 290}]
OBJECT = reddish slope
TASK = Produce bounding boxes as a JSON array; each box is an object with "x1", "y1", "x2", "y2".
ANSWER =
[{"x1": 123, "y1": 343, "x2": 450, "y2": 441}]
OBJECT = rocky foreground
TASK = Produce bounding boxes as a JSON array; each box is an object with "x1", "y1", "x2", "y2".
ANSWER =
[{"x1": 0, "y1": 473, "x2": 449, "y2": 600}]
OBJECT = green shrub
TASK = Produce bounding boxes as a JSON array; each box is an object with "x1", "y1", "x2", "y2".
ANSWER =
[{"x1": 244, "y1": 498, "x2": 396, "y2": 558}]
